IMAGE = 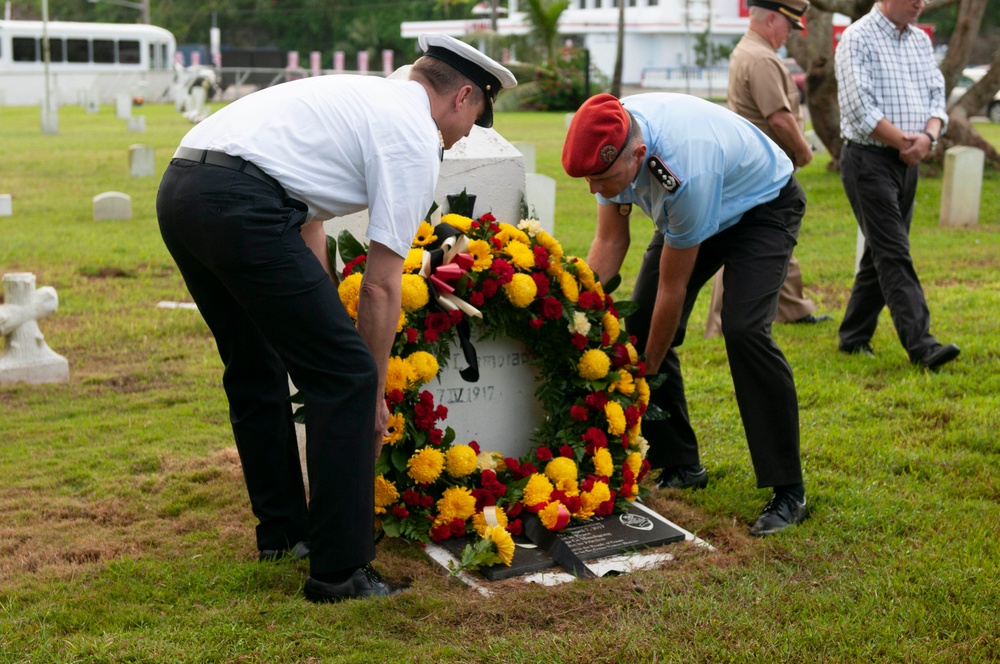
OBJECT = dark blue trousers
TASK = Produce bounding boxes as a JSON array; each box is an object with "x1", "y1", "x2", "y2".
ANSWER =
[
  {"x1": 627, "y1": 176, "x2": 805, "y2": 488},
  {"x1": 156, "y1": 158, "x2": 377, "y2": 574}
]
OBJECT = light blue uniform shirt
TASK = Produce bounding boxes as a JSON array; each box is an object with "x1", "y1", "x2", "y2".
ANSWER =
[{"x1": 597, "y1": 93, "x2": 793, "y2": 249}]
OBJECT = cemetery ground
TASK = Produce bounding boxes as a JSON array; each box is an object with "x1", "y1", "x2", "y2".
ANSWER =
[{"x1": 0, "y1": 103, "x2": 998, "y2": 663}]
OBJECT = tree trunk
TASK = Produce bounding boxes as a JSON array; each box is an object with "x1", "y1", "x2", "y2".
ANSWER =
[
  {"x1": 796, "y1": 9, "x2": 843, "y2": 170},
  {"x1": 611, "y1": 0, "x2": 625, "y2": 97},
  {"x1": 938, "y1": 0, "x2": 988, "y2": 94}
]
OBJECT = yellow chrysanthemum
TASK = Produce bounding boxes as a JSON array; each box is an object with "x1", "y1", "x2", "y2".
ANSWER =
[
  {"x1": 536, "y1": 230, "x2": 563, "y2": 261},
  {"x1": 434, "y1": 485, "x2": 477, "y2": 524},
  {"x1": 406, "y1": 350, "x2": 439, "y2": 385},
  {"x1": 440, "y1": 213, "x2": 474, "y2": 233},
  {"x1": 580, "y1": 481, "x2": 612, "y2": 517},
  {"x1": 605, "y1": 401, "x2": 627, "y2": 435},
  {"x1": 403, "y1": 248, "x2": 424, "y2": 273},
  {"x1": 574, "y1": 259, "x2": 597, "y2": 291},
  {"x1": 593, "y1": 447, "x2": 614, "y2": 478},
  {"x1": 627, "y1": 423, "x2": 642, "y2": 446},
  {"x1": 445, "y1": 444, "x2": 479, "y2": 478},
  {"x1": 472, "y1": 506, "x2": 509, "y2": 537},
  {"x1": 503, "y1": 272, "x2": 537, "y2": 308},
  {"x1": 396, "y1": 309, "x2": 407, "y2": 333},
  {"x1": 385, "y1": 355, "x2": 417, "y2": 394},
  {"x1": 485, "y1": 524, "x2": 515, "y2": 566},
  {"x1": 383, "y1": 412, "x2": 405, "y2": 446},
  {"x1": 539, "y1": 500, "x2": 569, "y2": 530},
  {"x1": 374, "y1": 474, "x2": 399, "y2": 515},
  {"x1": 544, "y1": 457, "x2": 578, "y2": 485},
  {"x1": 611, "y1": 371, "x2": 636, "y2": 396},
  {"x1": 495, "y1": 222, "x2": 530, "y2": 246},
  {"x1": 400, "y1": 273, "x2": 430, "y2": 312},
  {"x1": 626, "y1": 342, "x2": 639, "y2": 365},
  {"x1": 467, "y1": 239, "x2": 494, "y2": 272},
  {"x1": 558, "y1": 270, "x2": 580, "y2": 303},
  {"x1": 636, "y1": 377, "x2": 651, "y2": 407},
  {"x1": 411, "y1": 221, "x2": 437, "y2": 247},
  {"x1": 578, "y1": 349, "x2": 611, "y2": 381},
  {"x1": 625, "y1": 452, "x2": 642, "y2": 476},
  {"x1": 602, "y1": 312, "x2": 620, "y2": 341},
  {"x1": 504, "y1": 240, "x2": 536, "y2": 271},
  {"x1": 407, "y1": 446, "x2": 445, "y2": 484},
  {"x1": 337, "y1": 272, "x2": 363, "y2": 319},
  {"x1": 522, "y1": 473, "x2": 554, "y2": 507}
]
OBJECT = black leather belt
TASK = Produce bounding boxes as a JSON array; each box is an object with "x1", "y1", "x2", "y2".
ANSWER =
[
  {"x1": 172, "y1": 147, "x2": 282, "y2": 192},
  {"x1": 845, "y1": 140, "x2": 898, "y2": 156}
]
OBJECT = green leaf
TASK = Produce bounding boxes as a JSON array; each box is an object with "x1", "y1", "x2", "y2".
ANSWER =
[
  {"x1": 391, "y1": 445, "x2": 410, "y2": 473},
  {"x1": 337, "y1": 229, "x2": 367, "y2": 265},
  {"x1": 602, "y1": 273, "x2": 622, "y2": 295},
  {"x1": 326, "y1": 234, "x2": 340, "y2": 286},
  {"x1": 612, "y1": 299, "x2": 639, "y2": 319}
]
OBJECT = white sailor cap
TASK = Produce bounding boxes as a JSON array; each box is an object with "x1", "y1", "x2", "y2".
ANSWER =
[{"x1": 418, "y1": 33, "x2": 517, "y2": 129}]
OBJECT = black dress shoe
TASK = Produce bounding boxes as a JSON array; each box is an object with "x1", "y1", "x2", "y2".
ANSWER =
[
  {"x1": 915, "y1": 343, "x2": 960, "y2": 370},
  {"x1": 304, "y1": 564, "x2": 399, "y2": 603},
  {"x1": 259, "y1": 541, "x2": 310, "y2": 562},
  {"x1": 839, "y1": 342, "x2": 875, "y2": 358},
  {"x1": 749, "y1": 493, "x2": 809, "y2": 536},
  {"x1": 791, "y1": 313, "x2": 832, "y2": 324},
  {"x1": 656, "y1": 464, "x2": 708, "y2": 490}
]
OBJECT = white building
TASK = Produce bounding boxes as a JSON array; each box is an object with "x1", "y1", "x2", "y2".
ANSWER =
[{"x1": 401, "y1": 0, "x2": 752, "y2": 89}]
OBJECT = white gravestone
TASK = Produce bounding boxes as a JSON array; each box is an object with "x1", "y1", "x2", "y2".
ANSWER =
[
  {"x1": 93, "y1": 192, "x2": 132, "y2": 220},
  {"x1": 127, "y1": 115, "x2": 146, "y2": 133},
  {"x1": 512, "y1": 141, "x2": 536, "y2": 174},
  {"x1": 115, "y1": 93, "x2": 132, "y2": 120},
  {"x1": 940, "y1": 146, "x2": 984, "y2": 227},
  {"x1": 525, "y1": 173, "x2": 556, "y2": 235},
  {"x1": 0, "y1": 194, "x2": 11, "y2": 217},
  {"x1": 129, "y1": 144, "x2": 156, "y2": 178},
  {"x1": 0, "y1": 273, "x2": 69, "y2": 385}
]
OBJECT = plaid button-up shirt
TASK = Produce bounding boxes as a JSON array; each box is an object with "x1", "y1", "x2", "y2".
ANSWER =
[{"x1": 835, "y1": 3, "x2": 947, "y2": 147}]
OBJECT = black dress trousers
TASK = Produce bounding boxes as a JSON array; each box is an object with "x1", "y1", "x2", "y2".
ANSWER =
[
  {"x1": 627, "y1": 176, "x2": 806, "y2": 488},
  {"x1": 157, "y1": 158, "x2": 377, "y2": 574}
]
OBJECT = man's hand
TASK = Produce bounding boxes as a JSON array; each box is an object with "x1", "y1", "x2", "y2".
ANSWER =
[{"x1": 899, "y1": 133, "x2": 929, "y2": 166}]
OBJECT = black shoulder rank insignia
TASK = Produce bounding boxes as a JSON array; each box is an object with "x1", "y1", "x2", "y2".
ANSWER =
[{"x1": 647, "y1": 155, "x2": 680, "y2": 193}]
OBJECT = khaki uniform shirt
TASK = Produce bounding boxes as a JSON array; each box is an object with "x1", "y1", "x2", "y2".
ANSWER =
[{"x1": 727, "y1": 30, "x2": 803, "y2": 161}]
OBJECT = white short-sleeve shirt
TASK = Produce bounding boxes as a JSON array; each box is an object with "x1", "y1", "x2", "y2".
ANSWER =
[{"x1": 179, "y1": 75, "x2": 441, "y2": 258}]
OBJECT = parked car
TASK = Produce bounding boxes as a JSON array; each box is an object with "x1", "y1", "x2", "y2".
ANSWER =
[
  {"x1": 782, "y1": 58, "x2": 807, "y2": 103},
  {"x1": 947, "y1": 66, "x2": 1000, "y2": 123}
]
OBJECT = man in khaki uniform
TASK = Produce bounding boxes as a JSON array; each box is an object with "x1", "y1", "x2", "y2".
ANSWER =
[{"x1": 705, "y1": 0, "x2": 829, "y2": 338}]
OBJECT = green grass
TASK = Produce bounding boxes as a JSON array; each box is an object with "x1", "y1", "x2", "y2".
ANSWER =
[{"x1": 2, "y1": 103, "x2": 999, "y2": 663}]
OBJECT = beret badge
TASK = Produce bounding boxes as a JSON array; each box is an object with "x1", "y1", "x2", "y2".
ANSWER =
[{"x1": 600, "y1": 145, "x2": 619, "y2": 164}]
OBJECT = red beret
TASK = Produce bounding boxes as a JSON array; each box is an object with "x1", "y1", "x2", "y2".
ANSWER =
[{"x1": 562, "y1": 94, "x2": 631, "y2": 178}]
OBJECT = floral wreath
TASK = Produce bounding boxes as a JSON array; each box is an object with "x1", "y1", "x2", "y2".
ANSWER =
[{"x1": 333, "y1": 205, "x2": 660, "y2": 571}]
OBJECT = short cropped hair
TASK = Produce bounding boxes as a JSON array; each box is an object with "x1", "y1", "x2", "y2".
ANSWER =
[{"x1": 411, "y1": 55, "x2": 486, "y2": 105}]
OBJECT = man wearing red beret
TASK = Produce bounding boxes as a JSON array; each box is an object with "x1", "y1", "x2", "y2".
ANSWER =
[{"x1": 562, "y1": 93, "x2": 808, "y2": 536}]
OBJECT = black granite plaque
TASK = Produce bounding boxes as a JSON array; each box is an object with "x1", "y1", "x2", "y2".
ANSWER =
[{"x1": 441, "y1": 503, "x2": 687, "y2": 581}]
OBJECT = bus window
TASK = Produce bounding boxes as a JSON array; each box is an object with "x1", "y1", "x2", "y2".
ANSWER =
[
  {"x1": 67, "y1": 38, "x2": 89, "y2": 63},
  {"x1": 119, "y1": 39, "x2": 140, "y2": 64},
  {"x1": 13, "y1": 37, "x2": 38, "y2": 62},
  {"x1": 94, "y1": 39, "x2": 114, "y2": 63},
  {"x1": 49, "y1": 38, "x2": 65, "y2": 62}
]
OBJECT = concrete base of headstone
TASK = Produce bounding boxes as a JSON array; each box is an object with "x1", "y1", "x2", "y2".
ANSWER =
[
  {"x1": 93, "y1": 192, "x2": 132, "y2": 220},
  {"x1": 127, "y1": 115, "x2": 146, "y2": 133},
  {"x1": 129, "y1": 144, "x2": 156, "y2": 177},
  {"x1": 0, "y1": 273, "x2": 69, "y2": 386},
  {"x1": 426, "y1": 502, "x2": 712, "y2": 590},
  {"x1": 525, "y1": 173, "x2": 556, "y2": 235},
  {"x1": 0, "y1": 194, "x2": 11, "y2": 217},
  {"x1": 940, "y1": 145, "x2": 983, "y2": 227}
]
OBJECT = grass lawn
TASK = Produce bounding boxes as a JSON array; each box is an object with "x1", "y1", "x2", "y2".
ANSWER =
[{"x1": 1, "y1": 102, "x2": 998, "y2": 663}]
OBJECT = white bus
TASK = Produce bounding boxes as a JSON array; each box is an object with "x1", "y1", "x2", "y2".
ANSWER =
[{"x1": 0, "y1": 19, "x2": 176, "y2": 106}]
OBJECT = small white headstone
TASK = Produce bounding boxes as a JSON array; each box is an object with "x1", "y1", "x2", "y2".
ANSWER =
[
  {"x1": 93, "y1": 192, "x2": 132, "y2": 220},
  {"x1": 82, "y1": 89, "x2": 100, "y2": 114},
  {"x1": 127, "y1": 115, "x2": 146, "y2": 133},
  {"x1": 940, "y1": 146, "x2": 983, "y2": 227},
  {"x1": 512, "y1": 142, "x2": 536, "y2": 173},
  {"x1": 129, "y1": 144, "x2": 156, "y2": 178},
  {"x1": 525, "y1": 173, "x2": 556, "y2": 234},
  {"x1": 115, "y1": 93, "x2": 132, "y2": 119},
  {"x1": 0, "y1": 194, "x2": 11, "y2": 217},
  {"x1": 0, "y1": 273, "x2": 69, "y2": 385},
  {"x1": 565, "y1": 112, "x2": 575, "y2": 128},
  {"x1": 433, "y1": 336, "x2": 543, "y2": 459},
  {"x1": 40, "y1": 104, "x2": 59, "y2": 135}
]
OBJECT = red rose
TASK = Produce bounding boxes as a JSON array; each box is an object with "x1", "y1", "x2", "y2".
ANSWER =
[{"x1": 610, "y1": 343, "x2": 631, "y2": 368}]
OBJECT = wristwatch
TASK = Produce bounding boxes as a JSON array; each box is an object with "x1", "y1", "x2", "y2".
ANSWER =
[{"x1": 922, "y1": 131, "x2": 938, "y2": 151}]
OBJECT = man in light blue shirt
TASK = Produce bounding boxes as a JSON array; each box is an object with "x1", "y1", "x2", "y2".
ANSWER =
[{"x1": 563, "y1": 93, "x2": 808, "y2": 536}]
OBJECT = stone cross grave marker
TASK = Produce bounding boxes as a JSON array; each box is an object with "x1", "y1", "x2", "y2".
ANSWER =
[{"x1": 0, "y1": 273, "x2": 69, "y2": 385}]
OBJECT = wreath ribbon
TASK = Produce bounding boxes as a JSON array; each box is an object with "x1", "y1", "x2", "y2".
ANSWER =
[{"x1": 421, "y1": 223, "x2": 481, "y2": 383}]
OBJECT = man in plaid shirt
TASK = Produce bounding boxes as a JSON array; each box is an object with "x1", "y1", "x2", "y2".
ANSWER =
[{"x1": 835, "y1": 0, "x2": 960, "y2": 370}]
